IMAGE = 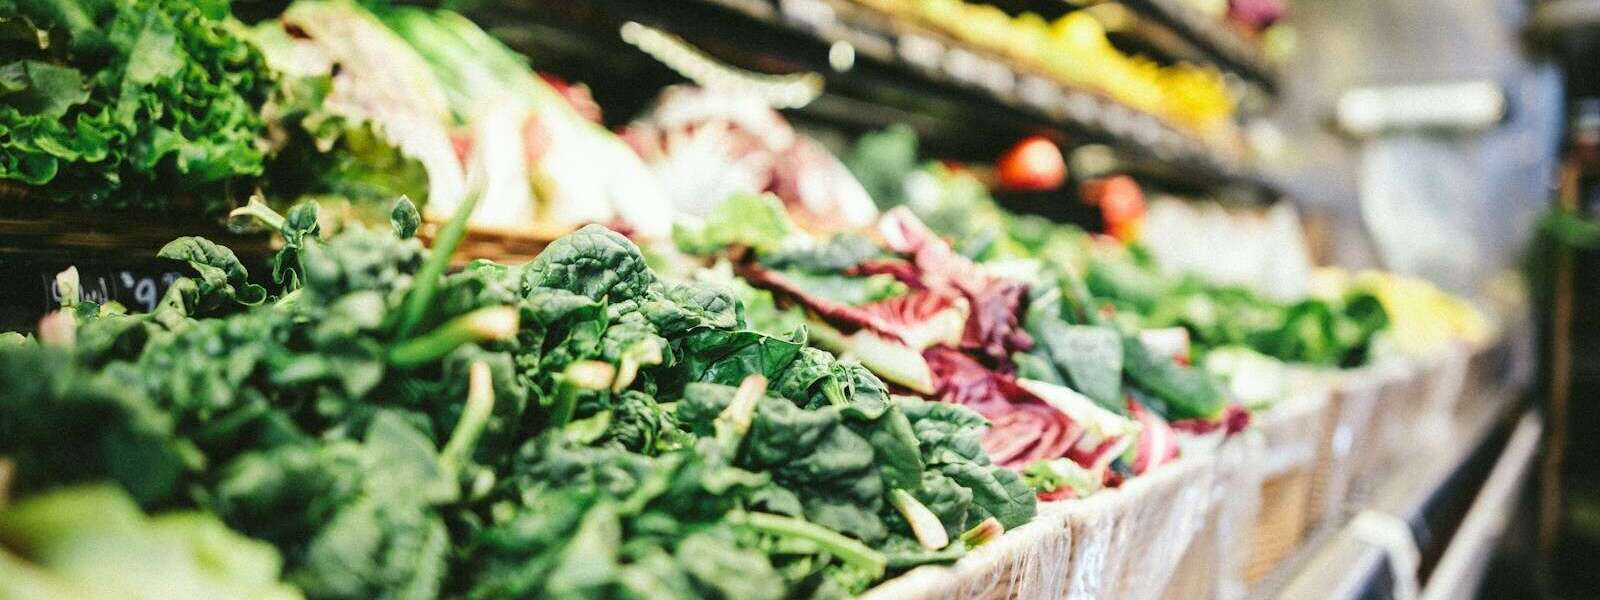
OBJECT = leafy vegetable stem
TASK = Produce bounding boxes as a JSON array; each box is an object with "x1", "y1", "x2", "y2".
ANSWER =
[
  {"x1": 273, "y1": 289, "x2": 302, "y2": 308},
  {"x1": 0, "y1": 457, "x2": 13, "y2": 509},
  {"x1": 440, "y1": 362, "x2": 495, "y2": 476},
  {"x1": 820, "y1": 378, "x2": 849, "y2": 407},
  {"x1": 714, "y1": 375, "x2": 768, "y2": 451},
  {"x1": 551, "y1": 361, "x2": 616, "y2": 429},
  {"x1": 388, "y1": 306, "x2": 520, "y2": 369},
  {"x1": 959, "y1": 517, "x2": 1004, "y2": 549},
  {"x1": 733, "y1": 511, "x2": 887, "y2": 579},
  {"x1": 396, "y1": 190, "x2": 482, "y2": 339},
  {"x1": 55, "y1": 268, "x2": 82, "y2": 309},
  {"x1": 612, "y1": 339, "x2": 664, "y2": 393},
  {"x1": 889, "y1": 489, "x2": 950, "y2": 550},
  {"x1": 228, "y1": 197, "x2": 287, "y2": 233}
]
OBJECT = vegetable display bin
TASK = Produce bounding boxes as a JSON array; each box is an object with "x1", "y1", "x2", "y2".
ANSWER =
[
  {"x1": 1421, "y1": 342, "x2": 1473, "y2": 419},
  {"x1": 1465, "y1": 337, "x2": 1506, "y2": 401},
  {"x1": 1305, "y1": 367, "x2": 1390, "y2": 526},
  {"x1": 1163, "y1": 433, "x2": 1266, "y2": 600},
  {"x1": 1243, "y1": 386, "x2": 1332, "y2": 584},
  {"x1": 419, "y1": 221, "x2": 565, "y2": 264},
  {"x1": 1370, "y1": 361, "x2": 1430, "y2": 485},
  {"x1": 862, "y1": 452, "x2": 1223, "y2": 600},
  {"x1": 1247, "y1": 469, "x2": 1315, "y2": 582}
]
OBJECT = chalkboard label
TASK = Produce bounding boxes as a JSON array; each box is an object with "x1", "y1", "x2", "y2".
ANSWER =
[{"x1": 0, "y1": 253, "x2": 187, "y2": 332}]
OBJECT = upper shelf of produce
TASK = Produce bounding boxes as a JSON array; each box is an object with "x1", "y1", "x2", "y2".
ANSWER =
[
  {"x1": 473, "y1": 0, "x2": 1280, "y2": 199},
  {"x1": 1119, "y1": 0, "x2": 1279, "y2": 89},
  {"x1": 990, "y1": 0, "x2": 1281, "y2": 95}
]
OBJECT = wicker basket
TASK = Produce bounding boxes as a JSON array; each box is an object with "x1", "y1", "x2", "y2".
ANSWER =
[
  {"x1": 1243, "y1": 386, "x2": 1332, "y2": 584},
  {"x1": 1420, "y1": 342, "x2": 1473, "y2": 419},
  {"x1": 863, "y1": 452, "x2": 1223, "y2": 600},
  {"x1": 1305, "y1": 368, "x2": 1389, "y2": 526},
  {"x1": 1164, "y1": 433, "x2": 1266, "y2": 600},
  {"x1": 418, "y1": 220, "x2": 569, "y2": 264},
  {"x1": 1365, "y1": 362, "x2": 1427, "y2": 490},
  {"x1": 1246, "y1": 468, "x2": 1314, "y2": 583}
]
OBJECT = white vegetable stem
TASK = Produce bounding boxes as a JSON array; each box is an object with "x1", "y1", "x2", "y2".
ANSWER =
[{"x1": 891, "y1": 489, "x2": 950, "y2": 550}]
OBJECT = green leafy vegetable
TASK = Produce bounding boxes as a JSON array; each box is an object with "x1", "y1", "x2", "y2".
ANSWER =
[
  {"x1": 2, "y1": 0, "x2": 273, "y2": 211},
  {"x1": 0, "y1": 193, "x2": 1037, "y2": 598},
  {"x1": 672, "y1": 193, "x2": 798, "y2": 255},
  {"x1": 0, "y1": 485, "x2": 302, "y2": 600}
]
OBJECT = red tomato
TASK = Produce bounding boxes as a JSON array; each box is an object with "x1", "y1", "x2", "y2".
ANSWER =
[
  {"x1": 997, "y1": 135, "x2": 1066, "y2": 191},
  {"x1": 1081, "y1": 175, "x2": 1146, "y2": 240},
  {"x1": 1081, "y1": 176, "x2": 1145, "y2": 223}
]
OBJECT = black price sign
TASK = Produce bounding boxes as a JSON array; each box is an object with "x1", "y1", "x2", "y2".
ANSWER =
[{"x1": 0, "y1": 254, "x2": 185, "y2": 332}]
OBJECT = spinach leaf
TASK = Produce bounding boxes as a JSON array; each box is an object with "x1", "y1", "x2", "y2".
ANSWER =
[
  {"x1": 671, "y1": 193, "x2": 796, "y2": 255},
  {"x1": 898, "y1": 397, "x2": 1034, "y2": 530},
  {"x1": 0, "y1": 485, "x2": 300, "y2": 600},
  {"x1": 1026, "y1": 319, "x2": 1124, "y2": 412},
  {"x1": 758, "y1": 233, "x2": 884, "y2": 273},
  {"x1": 1121, "y1": 334, "x2": 1226, "y2": 421},
  {"x1": 523, "y1": 225, "x2": 657, "y2": 301},
  {"x1": 159, "y1": 236, "x2": 268, "y2": 309},
  {"x1": 0, "y1": 347, "x2": 191, "y2": 507}
]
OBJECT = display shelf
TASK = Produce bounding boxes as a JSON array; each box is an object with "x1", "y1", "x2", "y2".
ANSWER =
[
  {"x1": 751, "y1": 0, "x2": 1250, "y2": 165},
  {"x1": 1120, "y1": 0, "x2": 1278, "y2": 91},
  {"x1": 1258, "y1": 390, "x2": 1538, "y2": 600},
  {"x1": 475, "y1": 0, "x2": 1279, "y2": 199},
  {"x1": 989, "y1": 0, "x2": 1280, "y2": 95}
]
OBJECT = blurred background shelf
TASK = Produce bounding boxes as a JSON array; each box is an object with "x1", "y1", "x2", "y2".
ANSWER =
[
  {"x1": 1530, "y1": 0, "x2": 1600, "y2": 37},
  {"x1": 989, "y1": 0, "x2": 1279, "y2": 95},
  {"x1": 472, "y1": 0, "x2": 1281, "y2": 201},
  {"x1": 1120, "y1": 0, "x2": 1277, "y2": 89}
]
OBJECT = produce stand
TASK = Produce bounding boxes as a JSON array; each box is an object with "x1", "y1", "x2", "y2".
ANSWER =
[{"x1": 0, "y1": 1, "x2": 1553, "y2": 599}]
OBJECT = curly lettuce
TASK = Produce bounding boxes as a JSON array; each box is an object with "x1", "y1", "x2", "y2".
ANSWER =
[{"x1": 1, "y1": 0, "x2": 273, "y2": 212}]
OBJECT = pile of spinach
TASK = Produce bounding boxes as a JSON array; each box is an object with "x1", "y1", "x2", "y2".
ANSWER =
[{"x1": 0, "y1": 194, "x2": 1032, "y2": 598}]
